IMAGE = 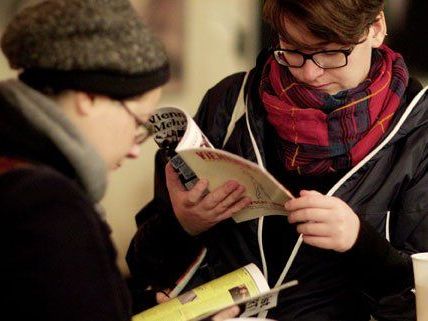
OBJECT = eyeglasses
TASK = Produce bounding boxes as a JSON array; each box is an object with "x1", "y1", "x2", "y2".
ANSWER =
[
  {"x1": 273, "y1": 47, "x2": 355, "y2": 69},
  {"x1": 120, "y1": 101, "x2": 154, "y2": 145}
]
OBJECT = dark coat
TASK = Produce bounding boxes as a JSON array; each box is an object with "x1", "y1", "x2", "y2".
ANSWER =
[{"x1": 127, "y1": 50, "x2": 428, "y2": 321}]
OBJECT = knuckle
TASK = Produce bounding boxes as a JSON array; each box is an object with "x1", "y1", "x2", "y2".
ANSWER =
[
  {"x1": 216, "y1": 204, "x2": 228, "y2": 213},
  {"x1": 337, "y1": 240, "x2": 347, "y2": 252},
  {"x1": 301, "y1": 208, "x2": 311, "y2": 218},
  {"x1": 337, "y1": 215, "x2": 346, "y2": 225},
  {"x1": 306, "y1": 195, "x2": 318, "y2": 206}
]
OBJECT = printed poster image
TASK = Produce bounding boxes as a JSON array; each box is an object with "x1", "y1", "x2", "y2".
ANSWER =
[{"x1": 228, "y1": 284, "x2": 250, "y2": 302}]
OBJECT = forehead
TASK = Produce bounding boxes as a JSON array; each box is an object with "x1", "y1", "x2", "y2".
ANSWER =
[
  {"x1": 279, "y1": 16, "x2": 334, "y2": 50},
  {"x1": 130, "y1": 87, "x2": 162, "y2": 116}
]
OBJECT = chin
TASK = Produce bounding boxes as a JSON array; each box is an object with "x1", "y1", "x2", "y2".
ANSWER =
[
  {"x1": 109, "y1": 162, "x2": 122, "y2": 171},
  {"x1": 325, "y1": 85, "x2": 346, "y2": 95},
  {"x1": 319, "y1": 88, "x2": 338, "y2": 95}
]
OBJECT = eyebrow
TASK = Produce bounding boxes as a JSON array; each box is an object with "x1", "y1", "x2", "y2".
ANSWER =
[{"x1": 279, "y1": 34, "x2": 332, "y2": 51}]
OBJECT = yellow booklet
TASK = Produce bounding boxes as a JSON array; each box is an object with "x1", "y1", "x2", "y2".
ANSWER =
[{"x1": 132, "y1": 263, "x2": 297, "y2": 321}]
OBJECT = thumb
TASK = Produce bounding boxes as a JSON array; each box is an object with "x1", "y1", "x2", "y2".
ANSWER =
[
  {"x1": 211, "y1": 305, "x2": 240, "y2": 321},
  {"x1": 165, "y1": 162, "x2": 187, "y2": 193},
  {"x1": 155, "y1": 291, "x2": 171, "y2": 304}
]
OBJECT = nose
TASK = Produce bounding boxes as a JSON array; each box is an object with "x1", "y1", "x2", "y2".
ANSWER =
[
  {"x1": 298, "y1": 59, "x2": 324, "y2": 83},
  {"x1": 126, "y1": 144, "x2": 141, "y2": 159}
]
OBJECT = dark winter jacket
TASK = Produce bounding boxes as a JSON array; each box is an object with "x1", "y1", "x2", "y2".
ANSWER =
[
  {"x1": 127, "y1": 50, "x2": 428, "y2": 321},
  {"x1": 0, "y1": 80, "x2": 132, "y2": 321}
]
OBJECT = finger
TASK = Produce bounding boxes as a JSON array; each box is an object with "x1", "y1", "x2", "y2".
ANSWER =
[
  {"x1": 203, "y1": 181, "x2": 241, "y2": 209},
  {"x1": 211, "y1": 305, "x2": 240, "y2": 321},
  {"x1": 287, "y1": 208, "x2": 332, "y2": 224},
  {"x1": 211, "y1": 185, "x2": 247, "y2": 213},
  {"x1": 185, "y1": 178, "x2": 209, "y2": 205},
  {"x1": 296, "y1": 222, "x2": 332, "y2": 237},
  {"x1": 156, "y1": 291, "x2": 170, "y2": 303},
  {"x1": 216, "y1": 196, "x2": 252, "y2": 221},
  {"x1": 165, "y1": 162, "x2": 187, "y2": 193},
  {"x1": 285, "y1": 193, "x2": 335, "y2": 211}
]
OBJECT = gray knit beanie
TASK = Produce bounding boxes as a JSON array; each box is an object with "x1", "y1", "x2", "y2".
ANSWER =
[{"x1": 1, "y1": 0, "x2": 170, "y2": 99}]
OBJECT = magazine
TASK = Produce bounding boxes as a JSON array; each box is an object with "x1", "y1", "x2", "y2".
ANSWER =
[
  {"x1": 149, "y1": 106, "x2": 293, "y2": 223},
  {"x1": 132, "y1": 263, "x2": 298, "y2": 321}
]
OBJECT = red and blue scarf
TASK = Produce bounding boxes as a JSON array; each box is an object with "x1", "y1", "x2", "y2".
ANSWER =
[
  {"x1": 260, "y1": 45, "x2": 409, "y2": 175},
  {"x1": 0, "y1": 157, "x2": 32, "y2": 175}
]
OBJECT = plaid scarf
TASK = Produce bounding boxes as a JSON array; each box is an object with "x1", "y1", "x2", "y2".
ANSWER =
[
  {"x1": 260, "y1": 45, "x2": 409, "y2": 175},
  {"x1": 0, "y1": 157, "x2": 32, "y2": 175}
]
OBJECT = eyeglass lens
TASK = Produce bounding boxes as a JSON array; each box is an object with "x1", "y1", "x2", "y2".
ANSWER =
[
  {"x1": 120, "y1": 101, "x2": 153, "y2": 145},
  {"x1": 274, "y1": 50, "x2": 348, "y2": 69}
]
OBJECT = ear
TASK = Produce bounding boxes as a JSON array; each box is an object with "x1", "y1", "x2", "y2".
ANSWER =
[
  {"x1": 74, "y1": 92, "x2": 95, "y2": 116},
  {"x1": 370, "y1": 11, "x2": 387, "y2": 48}
]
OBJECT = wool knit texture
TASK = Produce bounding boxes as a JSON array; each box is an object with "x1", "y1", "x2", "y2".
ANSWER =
[{"x1": 1, "y1": 0, "x2": 169, "y2": 98}]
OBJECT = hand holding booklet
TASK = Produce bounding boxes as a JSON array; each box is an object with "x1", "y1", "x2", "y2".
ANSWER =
[
  {"x1": 132, "y1": 263, "x2": 298, "y2": 321},
  {"x1": 141, "y1": 107, "x2": 299, "y2": 320},
  {"x1": 149, "y1": 106, "x2": 294, "y2": 223}
]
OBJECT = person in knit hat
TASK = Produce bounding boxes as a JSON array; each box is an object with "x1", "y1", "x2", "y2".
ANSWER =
[{"x1": 0, "y1": 0, "x2": 239, "y2": 320}]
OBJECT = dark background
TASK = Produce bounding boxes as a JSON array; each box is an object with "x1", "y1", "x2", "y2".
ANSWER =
[{"x1": 385, "y1": 1, "x2": 428, "y2": 75}]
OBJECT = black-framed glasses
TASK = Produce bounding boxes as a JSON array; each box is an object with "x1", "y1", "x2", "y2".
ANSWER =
[
  {"x1": 120, "y1": 101, "x2": 154, "y2": 145},
  {"x1": 273, "y1": 47, "x2": 354, "y2": 69}
]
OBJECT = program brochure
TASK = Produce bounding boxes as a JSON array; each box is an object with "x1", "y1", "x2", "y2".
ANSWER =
[
  {"x1": 132, "y1": 263, "x2": 298, "y2": 321},
  {"x1": 149, "y1": 106, "x2": 294, "y2": 223}
]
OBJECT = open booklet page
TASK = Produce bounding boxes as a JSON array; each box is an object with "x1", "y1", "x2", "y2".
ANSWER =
[
  {"x1": 178, "y1": 148, "x2": 293, "y2": 222},
  {"x1": 148, "y1": 106, "x2": 294, "y2": 222},
  {"x1": 150, "y1": 106, "x2": 213, "y2": 151},
  {"x1": 132, "y1": 263, "x2": 297, "y2": 321}
]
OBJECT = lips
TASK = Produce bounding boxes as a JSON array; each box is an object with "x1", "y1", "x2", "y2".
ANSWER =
[{"x1": 309, "y1": 82, "x2": 333, "y2": 89}]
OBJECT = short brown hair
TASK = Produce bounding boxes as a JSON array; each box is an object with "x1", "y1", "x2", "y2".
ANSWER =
[{"x1": 263, "y1": 0, "x2": 384, "y2": 47}]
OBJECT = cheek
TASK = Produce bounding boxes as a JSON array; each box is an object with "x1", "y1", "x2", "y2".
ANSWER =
[
  {"x1": 118, "y1": 123, "x2": 136, "y2": 149},
  {"x1": 329, "y1": 69, "x2": 352, "y2": 85},
  {"x1": 109, "y1": 117, "x2": 135, "y2": 154},
  {"x1": 344, "y1": 48, "x2": 372, "y2": 84},
  {"x1": 323, "y1": 62, "x2": 370, "y2": 92},
  {"x1": 288, "y1": 67, "x2": 301, "y2": 80}
]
